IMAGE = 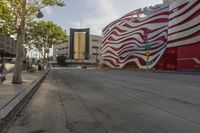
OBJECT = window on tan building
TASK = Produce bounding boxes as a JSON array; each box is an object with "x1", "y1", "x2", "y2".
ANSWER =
[
  {"x1": 92, "y1": 53, "x2": 99, "y2": 56},
  {"x1": 92, "y1": 46, "x2": 99, "y2": 49},
  {"x1": 92, "y1": 39, "x2": 99, "y2": 42}
]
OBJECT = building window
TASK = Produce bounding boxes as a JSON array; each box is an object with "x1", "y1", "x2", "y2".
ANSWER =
[
  {"x1": 92, "y1": 46, "x2": 99, "y2": 49},
  {"x1": 92, "y1": 53, "x2": 99, "y2": 55},
  {"x1": 92, "y1": 39, "x2": 99, "y2": 42}
]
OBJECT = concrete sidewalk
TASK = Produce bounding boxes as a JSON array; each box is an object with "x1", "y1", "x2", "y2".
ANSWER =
[
  {"x1": 0, "y1": 70, "x2": 49, "y2": 132},
  {"x1": 0, "y1": 71, "x2": 44, "y2": 110}
]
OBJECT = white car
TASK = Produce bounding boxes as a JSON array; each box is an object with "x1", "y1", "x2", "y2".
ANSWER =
[{"x1": 77, "y1": 66, "x2": 82, "y2": 69}]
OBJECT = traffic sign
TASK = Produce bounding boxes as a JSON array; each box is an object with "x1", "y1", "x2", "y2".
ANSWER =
[
  {"x1": 144, "y1": 44, "x2": 151, "y2": 50},
  {"x1": 146, "y1": 50, "x2": 150, "y2": 57},
  {"x1": 146, "y1": 50, "x2": 150, "y2": 71},
  {"x1": 146, "y1": 50, "x2": 150, "y2": 61}
]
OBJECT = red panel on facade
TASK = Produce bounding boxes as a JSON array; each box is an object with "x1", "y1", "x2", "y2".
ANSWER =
[
  {"x1": 156, "y1": 47, "x2": 177, "y2": 70},
  {"x1": 156, "y1": 43, "x2": 200, "y2": 70},
  {"x1": 177, "y1": 43, "x2": 200, "y2": 69}
]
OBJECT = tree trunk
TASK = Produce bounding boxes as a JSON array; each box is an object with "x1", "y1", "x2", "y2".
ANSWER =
[
  {"x1": 12, "y1": 20, "x2": 25, "y2": 84},
  {"x1": 12, "y1": 0, "x2": 27, "y2": 84}
]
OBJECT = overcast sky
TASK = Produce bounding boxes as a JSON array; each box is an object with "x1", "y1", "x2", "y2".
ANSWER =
[{"x1": 40, "y1": 0, "x2": 163, "y2": 36}]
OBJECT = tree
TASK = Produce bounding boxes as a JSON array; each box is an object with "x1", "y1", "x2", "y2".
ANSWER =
[
  {"x1": 0, "y1": 0, "x2": 65, "y2": 84},
  {"x1": 0, "y1": 0, "x2": 14, "y2": 35},
  {"x1": 26, "y1": 20, "x2": 67, "y2": 59},
  {"x1": 56, "y1": 55, "x2": 66, "y2": 66}
]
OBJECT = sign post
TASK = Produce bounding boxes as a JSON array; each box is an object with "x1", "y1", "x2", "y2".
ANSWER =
[
  {"x1": 144, "y1": 29, "x2": 151, "y2": 71},
  {"x1": 146, "y1": 50, "x2": 150, "y2": 70}
]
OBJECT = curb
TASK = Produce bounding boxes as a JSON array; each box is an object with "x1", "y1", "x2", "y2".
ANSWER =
[
  {"x1": 100, "y1": 68, "x2": 200, "y2": 75},
  {"x1": 153, "y1": 71, "x2": 200, "y2": 75},
  {"x1": 0, "y1": 68, "x2": 50, "y2": 133}
]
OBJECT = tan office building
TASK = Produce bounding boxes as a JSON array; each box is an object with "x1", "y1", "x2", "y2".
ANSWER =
[{"x1": 53, "y1": 28, "x2": 102, "y2": 64}]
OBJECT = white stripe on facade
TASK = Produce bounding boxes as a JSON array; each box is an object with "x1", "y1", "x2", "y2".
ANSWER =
[{"x1": 177, "y1": 58, "x2": 200, "y2": 64}]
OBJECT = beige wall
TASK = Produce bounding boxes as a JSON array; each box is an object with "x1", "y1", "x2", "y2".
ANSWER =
[
  {"x1": 89, "y1": 35, "x2": 102, "y2": 61},
  {"x1": 53, "y1": 42, "x2": 69, "y2": 61}
]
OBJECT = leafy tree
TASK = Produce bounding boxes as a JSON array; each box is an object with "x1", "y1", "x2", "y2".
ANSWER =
[
  {"x1": 0, "y1": 0, "x2": 65, "y2": 84},
  {"x1": 0, "y1": 0, "x2": 14, "y2": 35},
  {"x1": 56, "y1": 55, "x2": 66, "y2": 66},
  {"x1": 26, "y1": 21, "x2": 67, "y2": 58}
]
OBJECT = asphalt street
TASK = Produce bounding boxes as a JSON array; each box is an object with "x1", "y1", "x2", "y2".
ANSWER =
[{"x1": 6, "y1": 69, "x2": 200, "y2": 133}]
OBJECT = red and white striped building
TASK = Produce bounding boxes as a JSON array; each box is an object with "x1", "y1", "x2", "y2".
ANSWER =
[{"x1": 102, "y1": 0, "x2": 200, "y2": 71}]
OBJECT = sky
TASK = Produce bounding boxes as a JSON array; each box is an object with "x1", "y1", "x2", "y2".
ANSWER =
[{"x1": 40, "y1": 0, "x2": 163, "y2": 36}]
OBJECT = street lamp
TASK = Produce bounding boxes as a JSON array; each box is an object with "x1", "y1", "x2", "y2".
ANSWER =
[{"x1": 36, "y1": 10, "x2": 43, "y2": 19}]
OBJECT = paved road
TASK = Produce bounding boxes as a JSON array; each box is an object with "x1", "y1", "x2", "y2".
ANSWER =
[{"x1": 7, "y1": 69, "x2": 200, "y2": 133}]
